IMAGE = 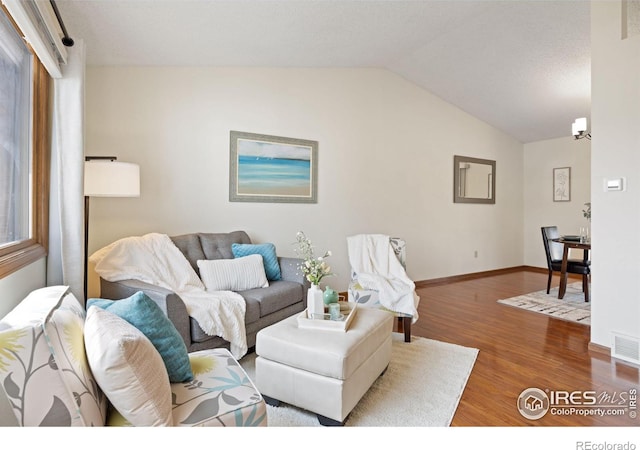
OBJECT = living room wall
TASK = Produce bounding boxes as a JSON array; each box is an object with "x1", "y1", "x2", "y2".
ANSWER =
[
  {"x1": 523, "y1": 136, "x2": 591, "y2": 268},
  {"x1": 84, "y1": 67, "x2": 524, "y2": 293},
  {"x1": 590, "y1": 1, "x2": 640, "y2": 349},
  {"x1": 0, "y1": 260, "x2": 46, "y2": 319}
]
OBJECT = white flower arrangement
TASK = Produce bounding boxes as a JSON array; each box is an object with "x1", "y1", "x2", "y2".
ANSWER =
[{"x1": 294, "y1": 231, "x2": 334, "y2": 285}]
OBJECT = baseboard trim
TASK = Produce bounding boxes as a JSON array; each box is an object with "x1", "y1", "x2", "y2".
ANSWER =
[
  {"x1": 522, "y1": 265, "x2": 548, "y2": 274},
  {"x1": 415, "y1": 265, "x2": 585, "y2": 287},
  {"x1": 415, "y1": 266, "x2": 529, "y2": 287},
  {"x1": 588, "y1": 342, "x2": 611, "y2": 357},
  {"x1": 349, "y1": 265, "x2": 583, "y2": 291}
]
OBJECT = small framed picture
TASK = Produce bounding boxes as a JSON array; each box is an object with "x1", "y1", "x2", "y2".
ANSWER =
[{"x1": 553, "y1": 167, "x2": 571, "y2": 202}]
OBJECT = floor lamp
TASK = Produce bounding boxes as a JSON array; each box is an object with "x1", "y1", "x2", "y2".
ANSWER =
[{"x1": 84, "y1": 156, "x2": 140, "y2": 301}]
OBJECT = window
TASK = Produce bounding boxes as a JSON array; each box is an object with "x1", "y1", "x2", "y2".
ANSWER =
[
  {"x1": 0, "y1": 10, "x2": 31, "y2": 246},
  {"x1": 0, "y1": 6, "x2": 50, "y2": 279}
]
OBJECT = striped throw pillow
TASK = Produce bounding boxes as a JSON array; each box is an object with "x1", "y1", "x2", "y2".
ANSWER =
[{"x1": 197, "y1": 254, "x2": 269, "y2": 291}]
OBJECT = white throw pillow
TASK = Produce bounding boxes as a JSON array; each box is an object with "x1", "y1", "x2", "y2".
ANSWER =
[
  {"x1": 197, "y1": 254, "x2": 269, "y2": 291},
  {"x1": 84, "y1": 306, "x2": 173, "y2": 426}
]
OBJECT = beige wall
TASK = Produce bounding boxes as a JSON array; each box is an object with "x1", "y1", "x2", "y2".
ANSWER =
[
  {"x1": 523, "y1": 136, "x2": 591, "y2": 268},
  {"x1": 590, "y1": 1, "x2": 640, "y2": 348},
  {"x1": 84, "y1": 67, "x2": 524, "y2": 292},
  {"x1": 0, "y1": 259, "x2": 46, "y2": 318}
]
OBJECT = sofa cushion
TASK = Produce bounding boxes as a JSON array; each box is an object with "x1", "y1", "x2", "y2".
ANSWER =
[
  {"x1": 239, "y1": 280, "x2": 304, "y2": 317},
  {"x1": 171, "y1": 231, "x2": 252, "y2": 273},
  {"x1": 87, "y1": 292, "x2": 193, "y2": 383},
  {"x1": 84, "y1": 306, "x2": 173, "y2": 426},
  {"x1": 197, "y1": 254, "x2": 268, "y2": 292},
  {"x1": 0, "y1": 286, "x2": 107, "y2": 426},
  {"x1": 232, "y1": 242, "x2": 282, "y2": 281},
  {"x1": 190, "y1": 281, "x2": 304, "y2": 339},
  {"x1": 199, "y1": 231, "x2": 252, "y2": 261},
  {"x1": 171, "y1": 233, "x2": 206, "y2": 273}
]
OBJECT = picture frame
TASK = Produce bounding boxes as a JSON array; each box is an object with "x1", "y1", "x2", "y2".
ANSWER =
[
  {"x1": 229, "y1": 131, "x2": 318, "y2": 203},
  {"x1": 553, "y1": 167, "x2": 571, "y2": 202}
]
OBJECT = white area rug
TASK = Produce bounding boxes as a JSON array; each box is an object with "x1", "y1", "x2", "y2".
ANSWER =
[
  {"x1": 240, "y1": 334, "x2": 478, "y2": 427},
  {"x1": 497, "y1": 282, "x2": 590, "y2": 325}
]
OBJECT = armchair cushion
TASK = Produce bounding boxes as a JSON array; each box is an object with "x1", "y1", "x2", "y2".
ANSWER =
[
  {"x1": 0, "y1": 286, "x2": 107, "y2": 426},
  {"x1": 87, "y1": 292, "x2": 193, "y2": 383},
  {"x1": 197, "y1": 254, "x2": 269, "y2": 291},
  {"x1": 84, "y1": 306, "x2": 173, "y2": 426},
  {"x1": 1, "y1": 286, "x2": 268, "y2": 427},
  {"x1": 108, "y1": 349, "x2": 270, "y2": 427},
  {"x1": 232, "y1": 243, "x2": 281, "y2": 281}
]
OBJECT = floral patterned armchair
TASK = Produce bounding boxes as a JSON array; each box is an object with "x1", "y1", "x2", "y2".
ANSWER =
[{"x1": 0, "y1": 286, "x2": 266, "y2": 426}]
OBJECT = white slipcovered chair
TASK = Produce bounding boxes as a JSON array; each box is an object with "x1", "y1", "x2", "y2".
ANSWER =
[{"x1": 347, "y1": 235, "x2": 419, "y2": 342}]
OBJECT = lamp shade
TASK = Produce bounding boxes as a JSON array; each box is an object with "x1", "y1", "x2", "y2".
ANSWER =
[{"x1": 84, "y1": 160, "x2": 140, "y2": 197}]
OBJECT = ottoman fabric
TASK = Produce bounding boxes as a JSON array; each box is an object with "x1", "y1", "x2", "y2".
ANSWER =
[
  {"x1": 256, "y1": 308, "x2": 393, "y2": 380},
  {"x1": 255, "y1": 307, "x2": 393, "y2": 424}
]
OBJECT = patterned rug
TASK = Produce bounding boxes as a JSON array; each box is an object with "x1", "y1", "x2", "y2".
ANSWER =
[{"x1": 497, "y1": 282, "x2": 590, "y2": 325}]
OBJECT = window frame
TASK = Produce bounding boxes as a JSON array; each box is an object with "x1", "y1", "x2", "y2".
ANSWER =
[{"x1": 0, "y1": 5, "x2": 50, "y2": 279}]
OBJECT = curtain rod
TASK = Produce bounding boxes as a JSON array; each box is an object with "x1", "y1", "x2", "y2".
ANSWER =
[{"x1": 49, "y1": 0, "x2": 73, "y2": 47}]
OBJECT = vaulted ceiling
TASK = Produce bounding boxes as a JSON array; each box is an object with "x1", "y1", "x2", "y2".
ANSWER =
[{"x1": 57, "y1": 0, "x2": 591, "y2": 143}]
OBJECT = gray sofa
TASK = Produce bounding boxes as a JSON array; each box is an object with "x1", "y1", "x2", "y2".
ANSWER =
[{"x1": 99, "y1": 230, "x2": 309, "y2": 353}]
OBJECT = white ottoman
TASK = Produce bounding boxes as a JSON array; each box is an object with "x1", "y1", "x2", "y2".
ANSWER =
[{"x1": 254, "y1": 307, "x2": 393, "y2": 426}]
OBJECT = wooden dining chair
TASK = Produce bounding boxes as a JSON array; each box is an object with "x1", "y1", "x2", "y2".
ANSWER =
[{"x1": 541, "y1": 226, "x2": 591, "y2": 301}]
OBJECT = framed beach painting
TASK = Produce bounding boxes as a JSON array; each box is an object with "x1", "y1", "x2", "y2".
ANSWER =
[
  {"x1": 553, "y1": 167, "x2": 571, "y2": 202},
  {"x1": 229, "y1": 131, "x2": 318, "y2": 203}
]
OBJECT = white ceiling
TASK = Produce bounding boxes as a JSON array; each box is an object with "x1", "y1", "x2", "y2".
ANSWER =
[{"x1": 56, "y1": 0, "x2": 591, "y2": 143}]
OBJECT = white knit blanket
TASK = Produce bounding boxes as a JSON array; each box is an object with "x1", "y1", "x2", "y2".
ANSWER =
[
  {"x1": 347, "y1": 234, "x2": 419, "y2": 322},
  {"x1": 90, "y1": 233, "x2": 247, "y2": 358}
]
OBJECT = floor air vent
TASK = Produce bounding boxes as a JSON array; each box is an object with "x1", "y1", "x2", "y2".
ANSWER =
[{"x1": 611, "y1": 332, "x2": 640, "y2": 365}]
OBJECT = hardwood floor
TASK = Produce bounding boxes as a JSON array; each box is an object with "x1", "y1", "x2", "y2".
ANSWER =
[{"x1": 409, "y1": 269, "x2": 639, "y2": 427}]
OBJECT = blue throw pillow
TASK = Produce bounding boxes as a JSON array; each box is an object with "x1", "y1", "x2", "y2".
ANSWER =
[
  {"x1": 232, "y1": 242, "x2": 281, "y2": 281},
  {"x1": 87, "y1": 291, "x2": 193, "y2": 383}
]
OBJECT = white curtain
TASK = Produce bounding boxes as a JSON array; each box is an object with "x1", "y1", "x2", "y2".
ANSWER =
[{"x1": 48, "y1": 40, "x2": 85, "y2": 302}]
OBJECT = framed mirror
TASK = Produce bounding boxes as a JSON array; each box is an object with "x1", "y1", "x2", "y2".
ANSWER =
[{"x1": 453, "y1": 155, "x2": 496, "y2": 204}]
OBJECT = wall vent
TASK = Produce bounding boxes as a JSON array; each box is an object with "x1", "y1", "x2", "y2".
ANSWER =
[{"x1": 611, "y1": 332, "x2": 640, "y2": 365}]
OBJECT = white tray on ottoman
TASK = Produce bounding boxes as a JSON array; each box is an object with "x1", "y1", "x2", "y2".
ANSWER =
[
  {"x1": 254, "y1": 306, "x2": 393, "y2": 426},
  {"x1": 297, "y1": 301, "x2": 358, "y2": 332}
]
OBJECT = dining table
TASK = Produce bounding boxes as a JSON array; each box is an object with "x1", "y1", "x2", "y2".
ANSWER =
[{"x1": 552, "y1": 237, "x2": 591, "y2": 300}]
